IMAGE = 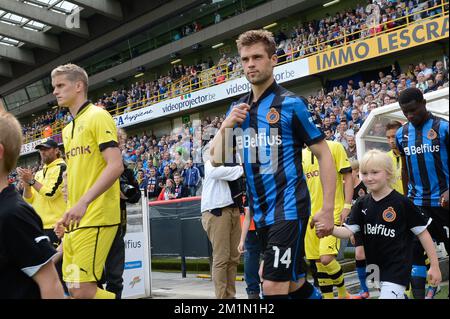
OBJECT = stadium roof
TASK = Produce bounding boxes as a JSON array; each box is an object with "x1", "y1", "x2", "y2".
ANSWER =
[{"x1": 0, "y1": 0, "x2": 166, "y2": 79}]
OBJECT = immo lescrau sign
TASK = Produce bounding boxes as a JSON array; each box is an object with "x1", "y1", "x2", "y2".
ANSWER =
[{"x1": 309, "y1": 15, "x2": 449, "y2": 74}]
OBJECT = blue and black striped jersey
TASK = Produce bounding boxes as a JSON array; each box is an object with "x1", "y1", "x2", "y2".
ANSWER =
[
  {"x1": 396, "y1": 112, "x2": 449, "y2": 207},
  {"x1": 231, "y1": 81, "x2": 324, "y2": 228}
]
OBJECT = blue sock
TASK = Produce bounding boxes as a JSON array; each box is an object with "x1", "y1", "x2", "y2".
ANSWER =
[
  {"x1": 411, "y1": 265, "x2": 427, "y2": 299},
  {"x1": 356, "y1": 259, "x2": 368, "y2": 292},
  {"x1": 308, "y1": 286, "x2": 323, "y2": 299},
  {"x1": 288, "y1": 281, "x2": 322, "y2": 299}
]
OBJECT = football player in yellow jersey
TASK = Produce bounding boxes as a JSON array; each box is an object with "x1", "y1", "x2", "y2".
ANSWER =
[
  {"x1": 385, "y1": 120, "x2": 404, "y2": 194},
  {"x1": 52, "y1": 64, "x2": 123, "y2": 299},
  {"x1": 303, "y1": 140, "x2": 359, "y2": 299}
]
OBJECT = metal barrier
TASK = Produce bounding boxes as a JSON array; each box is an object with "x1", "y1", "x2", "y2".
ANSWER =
[{"x1": 148, "y1": 196, "x2": 211, "y2": 278}]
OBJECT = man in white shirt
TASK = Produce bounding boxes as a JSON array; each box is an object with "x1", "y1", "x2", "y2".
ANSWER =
[{"x1": 201, "y1": 146, "x2": 244, "y2": 299}]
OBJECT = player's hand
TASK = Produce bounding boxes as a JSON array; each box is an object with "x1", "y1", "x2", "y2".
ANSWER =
[
  {"x1": 350, "y1": 235, "x2": 356, "y2": 246},
  {"x1": 16, "y1": 167, "x2": 33, "y2": 184},
  {"x1": 440, "y1": 190, "x2": 448, "y2": 208},
  {"x1": 339, "y1": 207, "x2": 351, "y2": 225},
  {"x1": 60, "y1": 201, "x2": 88, "y2": 231},
  {"x1": 427, "y1": 265, "x2": 442, "y2": 287},
  {"x1": 54, "y1": 219, "x2": 66, "y2": 239},
  {"x1": 221, "y1": 103, "x2": 250, "y2": 128},
  {"x1": 238, "y1": 242, "x2": 245, "y2": 254},
  {"x1": 310, "y1": 207, "x2": 334, "y2": 238}
]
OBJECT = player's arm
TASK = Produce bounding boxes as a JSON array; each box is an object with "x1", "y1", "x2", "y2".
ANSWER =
[
  {"x1": 309, "y1": 140, "x2": 337, "y2": 237},
  {"x1": 340, "y1": 171, "x2": 354, "y2": 225},
  {"x1": 417, "y1": 230, "x2": 442, "y2": 286},
  {"x1": 331, "y1": 225, "x2": 353, "y2": 239},
  {"x1": 395, "y1": 130, "x2": 409, "y2": 194},
  {"x1": 400, "y1": 154, "x2": 409, "y2": 195},
  {"x1": 210, "y1": 103, "x2": 249, "y2": 166},
  {"x1": 32, "y1": 261, "x2": 65, "y2": 299},
  {"x1": 440, "y1": 126, "x2": 449, "y2": 207},
  {"x1": 335, "y1": 142, "x2": 353, "y2": 224},
  {"x1": 35, "y1": 165, "x2": 66, "y2": 198},
  {"x1": 238, "y1": 210, "x2": 251, "y2": 254},
  {"x1": 60, "y1": 147, "x2": 123, "y2": 229}
]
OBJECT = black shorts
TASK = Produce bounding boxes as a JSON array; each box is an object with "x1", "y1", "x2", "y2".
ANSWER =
[
  {"x1": 257, "y1": 218, "x2": 308, "y2": 282},
  {"x1": 411, "y1": 206, "x2": 449, "y2": 265}
]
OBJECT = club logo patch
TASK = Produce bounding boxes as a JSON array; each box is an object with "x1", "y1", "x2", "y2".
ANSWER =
[
  {"x1": 266, "y1": 108, "x2": 280, "y2": 124},
  {"x1": 358, "y1": 188, "x2": 367, "y2": 197},
  {"x1": 427, "y1": 128, "x2": 437, "y2": 140},
  {"x1": 382, "y1": 207, "x2": 397, "y2": 222}
]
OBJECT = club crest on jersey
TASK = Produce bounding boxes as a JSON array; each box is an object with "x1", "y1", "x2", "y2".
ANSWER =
[
  {"x1": 266, "y1": 108, "x2": 280, "y2": 124},
  {"x1": 358, "y1": 188, "x2": 366, "y2": 197},
  {"x1": 427, "y1": 128, "x2": 437, "y2": 140},
  {"x1": 382, "y1": 207, "x2": 397, "y2": 222}
]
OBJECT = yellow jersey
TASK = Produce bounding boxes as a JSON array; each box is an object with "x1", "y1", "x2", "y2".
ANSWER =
[
  {"x1": 387, "y1": 149, "x2": 404, "y2": 195},
  {"x1": 302, "y1": 140, "x2": 351, "y2": 224},
  {"x1": 62, "y1": 102, "x2": 120, "y2": 229},
  {"x1": 24, "y1": 158, "x2": 67, "y2": 229}
]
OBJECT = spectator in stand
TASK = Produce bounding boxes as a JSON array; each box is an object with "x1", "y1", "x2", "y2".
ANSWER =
[
  {"x1": 157, "y1": 179, "x2": 175, "y2": 201},
  {"x1": 345, "y1": 134, "x2": 358, "y2": 161},
  {"x1": 324, "y1": 127, "x2": 335, "y2": 141},
  {"x1": 350, "y1": 109, "x2": 364, "y2": 132},
  {"x1": 334, "y1": 120, "x2": 349, "y2": 148},
  {"x1": 173, "y1": 173, "x2": 188, "y2": 199},
  {"x1": 418, "y1": 61, "x2": 433, "y2": 80},
  {"x1": 136, "y1": 170, "x2": 148, "y2": 191},
  {"x1": 158, "y1": 165, "x2": 173, "y2": 190},
  {"x1": 182, "y1": 160, "x2": 201, "y2": 197},
  {"x1": 146, "y1": 167, "x2": 160, "y2": 201}
]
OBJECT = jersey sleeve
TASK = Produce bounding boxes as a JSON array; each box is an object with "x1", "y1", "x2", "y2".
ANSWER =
[
  {"x1": 404, "y1": 197, "x2": 431, "y2": 235},
  {"x1": 332, "y1": 142, "x2": 351, "y2": 174},
  {"x1": 292, "y1": 97, "x2": 325, "y2": 146},
  {"x1": 37, "y1": 164, "x2": 66, "y2": 198},
  {"x1": 2, "y1": 205, "x2": 56, "y2": 278},
  {"x1": 93, "y1": 109, "x2": 119, "y2": 152},
  {"x1": 344, "y1": 197, "x2": 363, "y2": 234}
]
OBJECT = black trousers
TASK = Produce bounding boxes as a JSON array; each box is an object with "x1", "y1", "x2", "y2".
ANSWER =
[
  {"x1": 412, "y1": 206, "x2": 449, "y2": 265},
  {"x1": 102, "y1": 224, "x2": 126, "y2": 299}
]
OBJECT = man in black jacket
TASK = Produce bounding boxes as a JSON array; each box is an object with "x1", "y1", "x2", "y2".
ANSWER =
[{"x1": 102, "y1": 129, "x2": 140, "y2": 299}]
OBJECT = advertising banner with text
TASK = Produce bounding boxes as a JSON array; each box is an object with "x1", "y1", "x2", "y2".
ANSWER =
[
  {"x1": 20, "y1": 134, "x2": 63, "y2": 156},
  {"x1": 113, "y1": 58, "x2": 309, "y2": 128},
  {"x1": 308, "y1": 15, "x2": 449, "y2": 74}
]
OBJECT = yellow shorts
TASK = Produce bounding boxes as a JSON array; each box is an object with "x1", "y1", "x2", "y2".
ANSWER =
[
  {"x1": 305, "y1": 218, "x2": 340, "y2": 260},
  {"x1": 62, "y1": 226, "x2": 118, "y2": 283}
]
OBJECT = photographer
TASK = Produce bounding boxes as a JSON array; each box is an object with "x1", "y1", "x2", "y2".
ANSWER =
[
  {"x1": 102, "y1": 128, "x2": 140, "y2": 299},
  {"x1": 200, "y1": 144, "x2": 243, "y2": 299}
]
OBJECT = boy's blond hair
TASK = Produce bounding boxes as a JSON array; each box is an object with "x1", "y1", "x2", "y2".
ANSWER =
[
  {"x1": 51, "y1": 63, "x2": 88, "y2": 94},
  {"x1": 0, "y1": 111, "x2": 22, "y2": 173},
  {"x1": 359, "y1": 149, "x2": 395, "y2": 186},
  {"x1": 236, "y1": 30, "x2": 276, "y2": 57}
]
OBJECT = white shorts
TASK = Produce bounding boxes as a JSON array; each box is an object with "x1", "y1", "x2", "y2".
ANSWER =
[{"x1": 379, "y1": 281, "x2": 406, "y2": 299}]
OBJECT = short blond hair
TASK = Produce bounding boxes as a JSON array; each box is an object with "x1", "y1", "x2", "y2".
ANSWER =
[
  {"x1": 0, "y1": 111, "x2": 22, "y2": 173},
  {"x1": 236, "y1": 30, "x2": 276, "y2": 57},
  {"x1": 350, "y1": 159, "x2": 359, "y2": 171},
  {"x1": 359, "y1": 149, "x2": 395, "y2": 186},
  {"x1": 51, "y1": 63, "x2": 88, "y2": 94}
]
